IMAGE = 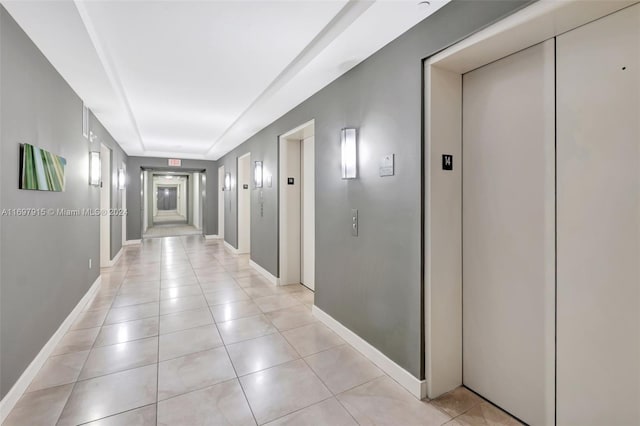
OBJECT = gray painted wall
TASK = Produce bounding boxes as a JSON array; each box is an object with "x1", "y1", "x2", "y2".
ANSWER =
[
  {"x1": 218, "y1": 0, "x2": 530, "y2": 379},
  {"x1": 126, "y1": 157, "x2": 218, "y2": 240},
  {"x1": 0, "y1": 6, "x2": 127, "y2": 398}
]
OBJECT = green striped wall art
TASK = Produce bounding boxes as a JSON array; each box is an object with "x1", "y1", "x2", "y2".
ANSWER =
[{"x1": 20, "y1": 143, "x2": 67, "y2": 191}]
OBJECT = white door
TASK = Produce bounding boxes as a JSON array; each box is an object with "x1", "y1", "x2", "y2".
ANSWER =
[
  {"x1": 237, "y1": 154, "x2": 251, "y2": 254},
  {"x1": 301, "y1": 136, "x2": 315, "y2": 290},
  {"x1": 462, "y1": 40, "x2": 555, "y2": 426},
  {"x1": 218, "y1": 166, "x2": 224, "y2": 239},
  {"x1": 100, "y1": 143, "x2": 111, "y2": 266},
  {"x1": 557, "y1": 5, "x2": 640, "y2": 425}
]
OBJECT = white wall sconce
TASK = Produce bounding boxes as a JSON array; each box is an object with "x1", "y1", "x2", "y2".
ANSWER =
[
  {"x1": 254, "y1": 161, "x2": 263, "y2": 188},
  {"x1": 341, "y1": 128, "x2": 357, "y2": 179},
  {"x1": 224, "y1": 172, "x2": 231, "y2": 191},
  {"x1": 118, "y1": 168, "x2": 126, "y2": 190},
  {"x1": 89, "y1": 151, "x2": 101, "y2": 186}
]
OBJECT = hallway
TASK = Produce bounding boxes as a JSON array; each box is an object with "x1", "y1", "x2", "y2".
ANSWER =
[{"x1": 3, "y1": 236, "x2": 518, "y2": 426}]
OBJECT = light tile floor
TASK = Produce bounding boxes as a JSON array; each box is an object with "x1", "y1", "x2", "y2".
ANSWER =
[{"x1": 3, "y1": 236, "x2": 523, "y2": 426}]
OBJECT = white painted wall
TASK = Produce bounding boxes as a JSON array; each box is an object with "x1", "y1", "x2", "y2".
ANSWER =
[
  {"x1": 218, "y1": 166, "x2": 224, "y2": 238},
  {"x1": 301, "y1": 136, "x2": 315, "y2": 290},
  {"x1": 237, "y1": 154, "x2": 251, "y2": 254},
  {"x1": 556, "y1": 5, "x2": 640, "y2": 425},
  {"x1": 99, "y1": 143, "x2": 111, "y2": 266}
]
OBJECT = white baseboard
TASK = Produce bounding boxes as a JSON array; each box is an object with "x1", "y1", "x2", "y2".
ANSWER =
[
  {"x1": 249, "y1": 260, "x2": 280, "y2": 285},
  {"x1": 205, "y1": 234, "x2": 222, "y2": 240},
  {"x1": 123, "y1": 239, "x2": 141, "y2": 246},
  {"x1": 224, "y1": 241, "x2": 238, "y2": 254},
  {"x1": 0, "y1": 275, "x2": 102, "y2": 423},
  {"x1": 312, "y1": 306, "x2": 427, "y2": 400}
]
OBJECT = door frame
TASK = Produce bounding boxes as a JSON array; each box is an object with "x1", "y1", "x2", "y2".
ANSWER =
[
  {"x1": 278, "y1": 119, "x2": 315, "y2": 287},
  {"x1": 422, "y1": 0, "x2": 634, "y2": 400},
  {"x1": 121, "y1": 161, "x2": 127, "y2": 244},
  {"x1": 99, "y1": 143, "x2": 111, "y2": 267},
  {"x1": 237, "y1": 152, "x2": 251, "y2": 254},
  {"x1": 218, "y1": 165, "x2": 225, "y2": 239}
]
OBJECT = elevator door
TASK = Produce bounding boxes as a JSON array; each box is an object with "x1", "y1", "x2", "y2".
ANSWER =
[
  {"x1": 462, "y1": 40, "x2": 555, "y2": 426},
  {"x1": 158, "y1": 187, "x2": 177, "y2": 211},
  {"x1": 557, "y1": 5, "x2": 640, "y2": 425}
]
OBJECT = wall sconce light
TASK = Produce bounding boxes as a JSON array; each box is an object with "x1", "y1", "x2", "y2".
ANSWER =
[
  {"x1": 118, "y1": 168, "x2": 126, "y2": 190},
  {"x1": 254, "y1": 161, "x2": 263, "y2": 188},
  {"x1": 341, "y1": 128, "x2": 357, "y2": 179},
  {"x1": 89, "y1": 131, "x2": 97, "y2": 143},
  {"x1": 224, "y1": 172, "x2": 231, "y2": 191},
  {"x1": 89, "y1": 151, "x2": 101, "y2": 186}
]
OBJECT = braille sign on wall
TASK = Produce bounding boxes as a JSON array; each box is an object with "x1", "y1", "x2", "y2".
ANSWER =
[
  {"x1": 442, "y1": 154, "x2": 453, "y2": 171},
  {"x1": 379, "y1": 154, "x2": 395, "y2": 177},
  {"x1": 288, "y1": 177, "x2": 295, "y2": 185}
]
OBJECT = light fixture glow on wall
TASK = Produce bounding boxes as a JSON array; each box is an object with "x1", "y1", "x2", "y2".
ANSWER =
[
  {"x1": 89, "y1": 151, "x2": 101, "y2": 186},
  {"x1": 254, "y1": 161, "x2": 263, "y2": 188},
  {"x1": 224, "y1": 172, "x2": 231, "y2": 191},
  {"x1": 341, "y1": 128, "x2": 357, "y2": 179},
  {"x1": 118, "y1": 168, "x2": 126, "y2": 189}
]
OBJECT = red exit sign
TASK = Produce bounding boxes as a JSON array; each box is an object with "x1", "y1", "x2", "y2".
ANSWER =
[{"x1": 168, "y1": 159, "x2": 182, "y2": 167}]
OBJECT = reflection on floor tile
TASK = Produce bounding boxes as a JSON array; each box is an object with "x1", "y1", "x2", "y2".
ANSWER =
[
  {"x1": 337, "y1": 376, "x2": 451, "y2": 426},
  {"x1": 264, "y1": 398, "x2": 357, "y2": 426},
  {"x1": 157, "y1": 380, "x2": 255, "y2": 426},
  {"x1": 454, "y1": 402, "x2": 524, "y2": 426},
  {"x1": 159, "y1": 324, "x2": 223, "y2": 361},
  {"x1": 84, "y1": 404, "x2": 157, "y2": 426},
  {"x1": 305, "y1": 344, "x2": 384, "y2": 394},
  {"x1": 158, "y1": 346, "x2": 236, "y2": 400},
  {"x1": 227, "y1": 333, "x2": 299, "y2": 376},
  {"x1": 58, "y1": 365, "x2": 157, "y2": 425},
  {"x1": 432, "y1": 386, "x2": 485, "y2": 418},
  {"x1": 5, "y1": 236, "x2": 523, "y2": 426},
  {"x1": 51, "y1": 327, "x2": 100, "y2": 356},
  {"x1": 281, "y1": 322, "x2": 344, "y2": 357},
  {"x1": 79, "y1": 337, "x2": 158, "y2": 380},
  {"x1": 3, "y1": 384, "x2": 73, "y2": 426},
  {"x1": 94, "y1": 317, "x2": 159, "y2": 347},
  {"x1": 239, "y1": 359, "x2": 331, "y2": 424},
  {"x1": 27, "y1": 350, "x2": 89, "y2": 392},
  {"x1": 217, "y1": 314, "x2": 277, "y2": 344}
]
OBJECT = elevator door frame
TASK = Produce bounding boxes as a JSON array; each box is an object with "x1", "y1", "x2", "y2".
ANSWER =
[{"x1": 422, "y1": 0, "x2": 635, "y2": 402}]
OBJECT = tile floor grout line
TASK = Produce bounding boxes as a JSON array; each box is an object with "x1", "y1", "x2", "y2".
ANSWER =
[
  {"x1": 155, "y1": 240, "x2": 167, "y2": 426},
  {"x1": 193, "y1": 242, "x2": 261, "y2": 426},
  {"x1": 53, "y1": 259, "x2": 130, "y2": 426}
]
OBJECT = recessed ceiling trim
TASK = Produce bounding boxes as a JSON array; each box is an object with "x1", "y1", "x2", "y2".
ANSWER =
[
  {"x1": 204, "y1": 0, "x2": 375, "y2": 156},
  {"x1": 73, "y1": 0, "x2": 146, "y2": 152}
]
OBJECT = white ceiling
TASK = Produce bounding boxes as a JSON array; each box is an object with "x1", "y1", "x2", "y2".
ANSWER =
[{"x1": 2, "y1": 0, "x2": 449, "y2": 160}]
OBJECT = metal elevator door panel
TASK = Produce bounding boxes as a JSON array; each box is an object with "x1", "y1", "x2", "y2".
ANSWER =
[
  {"x1": 556, "y1": 5, "x2": 640, "y2": 425},
  {"x1": 157, "y1": 187, "x2": 177, "y2": 211},
  {"x1": 462, "y1": 39, "x2": 555, "y2": 426}
]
